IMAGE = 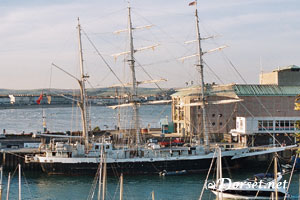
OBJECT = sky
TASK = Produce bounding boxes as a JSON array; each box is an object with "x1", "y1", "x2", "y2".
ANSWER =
[{"x1": 0, "y1": 0, "x2": 299, "y2": 90}]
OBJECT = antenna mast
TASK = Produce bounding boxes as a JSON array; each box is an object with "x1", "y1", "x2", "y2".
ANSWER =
[
  {"x1": 77, "y1": 18, "x2": 89, "y2": 150},
  {"x1": 194, "y1": 1, "x2": 209, "y2": 147}
]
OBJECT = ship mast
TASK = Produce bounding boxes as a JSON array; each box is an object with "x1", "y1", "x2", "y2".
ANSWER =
[
  {"x1": 194, "y1": 1, "x2": 209, "y2": 147},
  {"x1": 127, "y1": 4, "x2": 141, "y2": 145},
  {"x1": 111, "y1": 4, "x2": 160, "y2": 145},
  {"x1": 77, "y1": 18, "x2": 89, "y2": 150}
]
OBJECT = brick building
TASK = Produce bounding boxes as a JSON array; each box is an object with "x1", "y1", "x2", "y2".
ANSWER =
[{"x1": 171, "y1": 65, "x2": 300, "y2": 146}]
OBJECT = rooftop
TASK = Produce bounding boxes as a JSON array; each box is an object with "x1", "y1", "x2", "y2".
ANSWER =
[
  {"x1": 172, "y1": 84, "x2": 300, "y2": 97},
  {"x1": 272, "y1": 65, "x2": 300, "y2": 72},
  {"x1": 234, "y1": 85, "x2": 300, "y2": 96}
]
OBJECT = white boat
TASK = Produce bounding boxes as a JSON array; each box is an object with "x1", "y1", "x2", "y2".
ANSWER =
[
  {"x1": 208, "y1": 150, "x2": 291, "y2": 199},
  {"x1": 209, "y1": 173, "x2": 291, "y2": 199}
]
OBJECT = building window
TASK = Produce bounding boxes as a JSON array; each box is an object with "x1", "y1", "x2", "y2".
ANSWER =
[
  {"x1": 219, "y1": 122, "x2": 223, "y2": 126},
  {"x1": 259, "y1": 120, "x2": 274, "y2": 131},
  {"x1": 263, "y1": 121, "x2": 268, "y2": 130},
  {"x1": 268, "y1": 120, "x2": 273, "y2": 130},
  {"x1": 212, "y1": 122, "x2": 215, "y2": 126},
  {"x1": 212, "y1": 114, "x2": 215, "y2": 117},
  {"x1": 258, "y1": 121, "x2": 263, "y2": 131},
  {"x1": 285, "y1": 121, "x2": 290, "y2": 130},
  {"x1": 290, "y1": 121, "x2": 295, "y2": 131},
  {"x1": 280, "y1": 121, "x2": 284, "y2": 130},
  {"x1": 275, "y1": 121, "x2": 280, "y2": 130},
  {"x1": 274, "y1": 120, "x2": 295, "y2": 131}
]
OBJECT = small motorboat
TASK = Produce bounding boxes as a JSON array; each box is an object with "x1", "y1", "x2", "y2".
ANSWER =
[
  {"x1": 159, "y1": 170, "x2": 187, "y2": 176},
  {"x1": 207, "y1": 149, "x2": 291, "y2": 199}
]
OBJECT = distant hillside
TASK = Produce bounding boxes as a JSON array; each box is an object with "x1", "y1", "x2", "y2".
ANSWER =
[{"x1": 0, "y1": 87, "x2": 176, "y2": 97}]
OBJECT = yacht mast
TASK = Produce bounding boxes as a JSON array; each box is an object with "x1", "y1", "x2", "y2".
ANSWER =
[
  {"x1": 77, "y1": 18, "x2": 89, "y2": 149},
  {"x1": 194, "y1": 1, "x2": 209, "y2": 147},
  {"x1": 127, "y1": 4, "x2": 141, "y2": 145}
]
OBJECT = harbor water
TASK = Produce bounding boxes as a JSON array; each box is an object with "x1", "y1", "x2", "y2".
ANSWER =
[
  {"x1": 1, "y1": 168, "x2": 300, "y2": 199},
  {"x1": 0, "y1": 105, "x2": 299, "y2": 199},
  {"x1": 0, "y1": 105, "x2": 171, "y2": 134}
]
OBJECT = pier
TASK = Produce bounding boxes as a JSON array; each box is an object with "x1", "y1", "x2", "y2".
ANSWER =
[{"x1": 0, "y1": 148, "x2": 41, "y2": 170}]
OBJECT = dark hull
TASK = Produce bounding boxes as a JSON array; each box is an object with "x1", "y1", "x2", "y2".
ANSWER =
[
  {"x1": 211, "y1": 188, "x2": 287, "y2": 198},
  {"x1": 41, "y1": 156, "x2": 240, "y2": 175}
]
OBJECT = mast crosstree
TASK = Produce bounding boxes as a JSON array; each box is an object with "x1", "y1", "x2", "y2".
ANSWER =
[{"x1": 112, "y1": 4, "x2": 160, "y2": 145}]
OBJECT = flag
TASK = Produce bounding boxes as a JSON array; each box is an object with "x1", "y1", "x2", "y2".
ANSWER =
[
  {"x1": 47, "y1": 95, "x2": 52, "y2": 104},
  {"x1": 189, "y1": 1, "x2": 196, "y2": 6},
  {"x1": 36, "y1": 93, "x2": 43, "y2": 104},
  {"x1": 8, "y1": 95, "x2": 15, "y2": 104}
]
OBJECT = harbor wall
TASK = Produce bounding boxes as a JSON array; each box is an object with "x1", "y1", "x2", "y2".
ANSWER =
[{"x1": 0, "y1": 151, "x2": 41, "y2": 171}]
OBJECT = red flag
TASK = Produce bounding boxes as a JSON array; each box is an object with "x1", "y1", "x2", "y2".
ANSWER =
[
  {"x1": 189, "y1": 1, "x2": 196, "y2": 6},
  {"x1": 36, "y1": 93, "x2": 43, "y2": 104}
]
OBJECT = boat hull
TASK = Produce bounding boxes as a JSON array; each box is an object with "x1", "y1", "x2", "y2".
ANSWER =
[
  {"x1": 40, "y1": 156, "x2": 238, "y2": 175},
  {"x1": 211, "y1": 189, "x2": 288, "y2": 200}
]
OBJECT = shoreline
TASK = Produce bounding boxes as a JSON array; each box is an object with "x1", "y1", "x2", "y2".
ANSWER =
[{"x1": 0, "y1": 103, "x2": 170, "y2": 110}]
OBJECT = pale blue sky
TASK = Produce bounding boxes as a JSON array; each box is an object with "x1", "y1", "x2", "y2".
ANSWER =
[{"x1": 0, "y1": 0, "x2": 299, "y2": 89}]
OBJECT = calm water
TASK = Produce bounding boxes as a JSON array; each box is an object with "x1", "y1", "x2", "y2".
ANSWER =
[
  {"x1": 0, "y1": 105, "x2": 171, "y2": 134},
  {"x1": 1, "y1": 169, "x2": 300, "y2": 199},
  {"x1": 0, "y1": 105, "x2": 299, "y2": 199}
]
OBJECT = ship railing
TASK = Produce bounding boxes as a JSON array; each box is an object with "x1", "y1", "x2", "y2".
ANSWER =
[
  {"x1": 24, "y1": 154, "x2": 37, "y2": 163},
  {"x1": 249, "y1": 144, "x2": 282, "y2": 151},
  {"x1": 210, "y1": 143, "x2": 246, "y2": 150}
]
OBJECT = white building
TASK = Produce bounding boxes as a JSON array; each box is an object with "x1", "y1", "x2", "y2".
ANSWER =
[{"x1": 230, "y1": 117, "x2": 298, "y2": 146}]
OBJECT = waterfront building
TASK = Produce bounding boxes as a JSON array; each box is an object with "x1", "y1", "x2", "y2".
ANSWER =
[{"x1": 171, "y1": 65, "x2": 300, "y2": 146}]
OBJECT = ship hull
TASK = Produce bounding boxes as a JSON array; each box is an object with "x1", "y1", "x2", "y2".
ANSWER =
[{"x1": 40, "y1": 156, "x2": 239, "y2": 175}]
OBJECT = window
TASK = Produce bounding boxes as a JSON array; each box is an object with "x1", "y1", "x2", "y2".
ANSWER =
[
  {"x1": 263, "y1": 121, "x2": 268, "y2": 130},
  {"x1": 275, "y1": 121, "x2": 280, "y2": 130},
  {"x1": 280, "y1": 121, "x2": 285, "y2": 131},
  {"x1": 290, "y1": 121, "x2": 295, "y2": 131},
  {"x1": 259, "y1": 120, "x2": 274, "y2": 131},
  {"x1": 258, "y1": 119, "x2": 298, "y2": 132},
  {"x1": 274, "y1": 120, "x2": 295, "y2": 131},
  {"x1": 258, "y1": 121, "x2": 263, "y2": 131},
  {"x1": 268, "y1": 121, "x2": 273, "y2": 130},
  {"x1": 212, "y1": 114, "x2": 215, "y2": 117},
  {"x1": 285, "y1": 121, "x2": 290, "y2": 130},
  {"x1": 212, "y1": 122, "x2": 215, "y2": 126}
]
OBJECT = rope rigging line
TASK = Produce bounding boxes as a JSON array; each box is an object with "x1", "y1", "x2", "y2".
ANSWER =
[
  {"x1": 238, "y1": 99, "x2": 282, "y2": 145},
  {"x1": 254, "y1": 156, "x2": 275, "y2": 198},
  {"x1": 87, "y1": 161, "x2": 101, "y2": 200},
  {"x1": 203, "y1": 61, "x2": 224, "y2": 85},
  {"x1": 82, "y1": 29, "x2": 129, "y2": 95},
  {"x1": 135, "y1": 60, "x2": 164, "y2": 92},
  {"x1": 198, "y1": 30, "x2": 286, "y2": 146},
  {"x1": 22, "y1": 169, "x2": 34, "y2": 200},
  {"x1": 221, "y1": 52, "x2": 274, "y2": 118},
  {"x1": 284, "y1": 152, "x2": 298, "y2": 200},
  {"x1": 2, "y1": 151, "x2": 26, "y2": 159},
  {"x1": 198, "y1": 149, "x2": 217, "y2": 200}
]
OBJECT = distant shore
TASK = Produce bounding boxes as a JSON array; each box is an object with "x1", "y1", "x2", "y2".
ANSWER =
[
  {"x1": 0, "y1": 104, "x2": 75, "y2": 110},
  {"x1": 0, "y1": 103, "x2": 170, "y2": 110}
]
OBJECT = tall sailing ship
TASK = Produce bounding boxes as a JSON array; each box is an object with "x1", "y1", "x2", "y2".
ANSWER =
[{"x1": 25, "y1": 2, "x2": 292, "y2": 175}]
